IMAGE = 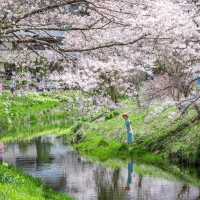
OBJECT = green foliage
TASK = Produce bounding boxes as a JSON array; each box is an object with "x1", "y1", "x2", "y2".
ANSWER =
[
  {"x1": 0, "y1": 165, "x2": 72, "y2": 200},
  {"x1": 67, "y1": 97, "x2": 200, "y2": 167},
  {"x1": 97, "y1": 139, "x2": 109, "y2": 147},
  {"x1": 0, "y1": 93, "x2": 71, "y2": 141},
  {"x1": 105, "y1": 110, "x2": 120, "y2": 120}
]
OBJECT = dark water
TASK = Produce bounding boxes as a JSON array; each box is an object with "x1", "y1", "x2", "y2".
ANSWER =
[{"x1": 1, "y1": 136, "x2": 200, "y2": 200}]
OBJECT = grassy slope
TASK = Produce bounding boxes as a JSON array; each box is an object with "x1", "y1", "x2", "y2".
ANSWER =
[
  {"x1": 0, "y1": 164, "x2": 72, "y2": 200},
  {"x1": 0, "y1": 92, "x2": 72, "y2": 142},
  {"x1": 74, "y1": 98, "x2": 200, "y2": 165}
]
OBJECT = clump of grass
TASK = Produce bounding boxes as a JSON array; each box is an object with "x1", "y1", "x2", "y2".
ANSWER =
[{"x1": 105, "y1": 110, "x2": 120, "y2": 120}]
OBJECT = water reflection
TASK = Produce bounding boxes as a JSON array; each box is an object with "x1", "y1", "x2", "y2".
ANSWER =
[
  {"x1": 2, "y1": 136, "x2": 200, "y2": 200},
  {"x1": 177, "y1": 184, "x2": 189, "y2": 200},
  {"x1": 125, "y1": 162, "x2": 134, "y2": 191},
  {"x1": 95, "y1": 167, "x2": 127, "y2": 200},
  {"x1": 0, "y1": 143, "x2": 4, "y2": 164}
]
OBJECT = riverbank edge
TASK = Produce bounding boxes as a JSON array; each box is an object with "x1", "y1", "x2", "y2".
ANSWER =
[{"x1": 0, "y1": 164, "x2": 73, "y2": 200}]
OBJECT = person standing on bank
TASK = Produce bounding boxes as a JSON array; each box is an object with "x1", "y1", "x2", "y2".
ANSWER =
[{"x1": 122, "y1": 114, "x2": 134, "y2": 144}]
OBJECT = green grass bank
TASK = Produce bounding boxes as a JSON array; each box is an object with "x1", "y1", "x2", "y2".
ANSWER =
[
  {"x1": 0, "y1": 164, "x2": 72, "y2": 200},
  {"x1": 71, "y1": 98, "x2": 200, "y2": 167}
]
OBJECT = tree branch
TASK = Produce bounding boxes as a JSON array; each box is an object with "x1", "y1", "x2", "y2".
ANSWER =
[
  {"x1": 62, "y1": 34, "x2": 149, "y2": 52},
  {"x1": 15, "y1": 0, "x2": 85, "y2": 23}
]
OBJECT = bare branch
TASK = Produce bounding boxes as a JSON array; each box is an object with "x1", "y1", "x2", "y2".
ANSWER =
[
  {"x1": 62, "y1": 34, "x2": 149, "y2": 52},
  {"x1": 15, "y1": 0, "x2": 85, "y2": 23}
]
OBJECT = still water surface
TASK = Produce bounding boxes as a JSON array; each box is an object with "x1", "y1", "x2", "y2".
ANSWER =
[{"x1": 1, "y1": 136, "x2": 200, "y2": 200}]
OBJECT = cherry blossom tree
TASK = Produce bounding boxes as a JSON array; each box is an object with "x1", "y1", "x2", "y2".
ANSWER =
[{"x1": 0, "y1": 0, "x2": 200, "y2": 110}]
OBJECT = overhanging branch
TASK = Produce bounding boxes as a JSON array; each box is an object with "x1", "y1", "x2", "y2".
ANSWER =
[
  {"x1": 15, "y1": 0, "x2": 85, "y2": 23},
  {"x1": 62, "y1": 34, "x2": 148, "y2": 52}
]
